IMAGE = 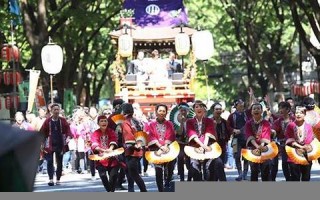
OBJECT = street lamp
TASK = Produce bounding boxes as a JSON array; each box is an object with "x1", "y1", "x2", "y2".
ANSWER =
[
  {"x1": 192, "y1": 29, "x2": 214, "y2": 102},
  {"x1": 41, "y1": 37, "x2": 63, "y2": 104}
]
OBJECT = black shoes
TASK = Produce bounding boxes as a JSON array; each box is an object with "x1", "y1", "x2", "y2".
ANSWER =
[{"x1": 48, "y1": 181, "x2": 54, "y2": 186}]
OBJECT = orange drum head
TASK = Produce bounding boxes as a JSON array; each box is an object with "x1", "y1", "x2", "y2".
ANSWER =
[
  {"x1": 285, "y1": 145, "x2": 309, "y2": 165},
  {"x1": 241, "y1": 142, "x2": 279, "y2": 163},
  {"x1": 312, "y1": 122, "x2": 320, "y2": 141},
  {"x1": 241, "y1": 148, "x2": 262, "y2": 163},
  {"x1": 111, "y1": 114, "x2": 125, "y2": 125},
  {"x1": 286, "y1": 138, "x2": 320, "y2": 165},
  {"x1": 261, "y1": 142, "x2": 279, "y2": 160},
  {"x1": 145, "y1": 141, "x2": 180, "y2": 164},
  {"x1": 135, "y1": 131, "x2": 148, "y2": 146},
  {"x1": 88, "y1": 147, "x2": 124, "y2": 161},
  {"x1": 184, "y1": 142, "x2": 222, "y2": 160},
  {"x1": 307, "y1": 138, "x2": 320, "y2": 161}
]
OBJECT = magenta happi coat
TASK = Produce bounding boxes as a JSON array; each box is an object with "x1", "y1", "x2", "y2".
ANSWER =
[
  {"x1": 285, "y1": 121, "x2": 314, "y2": 163},
  {"x1": 91, "y1": 128, "x2": 118, "y2": 167},
  {"x1": 186, "y1": 117, "x2": 216, "y2": 147},
  {"x1": 147, "y1": 119, "x2": 175, "y2": 149},
  {"x1": 245, "y1": 119, "x2": 271, "y2": 147},
  {"x1": 272, "y1": 116, "x2": 295, "y2": 141}
]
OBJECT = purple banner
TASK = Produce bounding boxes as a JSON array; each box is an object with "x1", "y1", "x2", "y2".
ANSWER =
[{"x1": 123, "y1": 0, "x2": 189, "y2": 27}]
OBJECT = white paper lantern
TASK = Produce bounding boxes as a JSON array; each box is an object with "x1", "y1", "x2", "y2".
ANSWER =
[
  {"x1": 175, "y1": 32, "x2": 190, "y2": 56},
  {"x1": 192, "y1": 30, "x2": 214, "y2": 60},
  {"x1": 118, "y1": 34, "x2": 133, "y2": 57},
  {"x1": 41, "y1": 43, "x2": 63, "y2": 74}
]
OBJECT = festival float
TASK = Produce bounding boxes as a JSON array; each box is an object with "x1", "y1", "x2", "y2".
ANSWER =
[{"x1": 108, "y1": 0, "x2": 206, "y2": 114}]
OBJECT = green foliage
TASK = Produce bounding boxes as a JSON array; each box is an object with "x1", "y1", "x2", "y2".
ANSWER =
[{"x1": 119, "y1": 8, "x2": 135, "y2": 18}]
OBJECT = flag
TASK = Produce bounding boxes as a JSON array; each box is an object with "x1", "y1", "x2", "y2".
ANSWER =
[
  {"x1": 18, "y1": 81, "x2": 29, "y2": 103},
  {"x1": 27, "y1": 70, "x2": 41, "y2": 112},
  {"x1": 63, "y1": 88, "x2": 75, "y2": 117},
  {"x1": 8, "y1": 0, "x2": 22, "y2": 26},
  {"x1": 123, "y1": 0, "x2": 188, "y2": 27}
]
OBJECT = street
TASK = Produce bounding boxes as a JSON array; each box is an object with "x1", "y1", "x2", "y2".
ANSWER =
[{"x1": 33, "y1": 161, "x2": 320, "y2": 192}]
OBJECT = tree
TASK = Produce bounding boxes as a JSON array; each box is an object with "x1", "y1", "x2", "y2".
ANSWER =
[
  {"x1": 287, "y1": 0, "x2": 320, "y2": 82},
  {"x1": 19, "y1": 0, "x2": 122, "y2": 107}
]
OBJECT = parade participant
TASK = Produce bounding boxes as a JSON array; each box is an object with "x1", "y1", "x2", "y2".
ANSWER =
[
  {"x1": 84, "y1": 106, "x2": 100, "y2": 180},
  {"x1": 166, "y1": 51, "x2": 182, "y2": 78},
  {"x1": 175, "y1": 102, "x2": 191, "y2": 181},
  {"x1": 34, "y1": 106, "x2": 49, "y2": 174},
  {"x1": 271, "y1": 101, "x2": 295, "y2": 181},
  {"x1": 302, "y1": 97, "x2": 320, "y2": 164},
  {"x1": 186, "y1": 100, "x2": 225, "y2": 181},
  {"x1": 285, "y1": 97, "x2": 296, "y2": 115},
  {"x1": 285, "y1": 106, "x2": 314, "y2": 181},
  {"x1": 210, "y1": 102, "x2": 232, "y2": 181},
  {"x1": 91, "y1": 115, "x2": 119, "y2": 192},
  {"x1": 12, "y1": 111, "x2": 34, "y2": 131},
  {"x1": 147, "y1": 103, "x2": 176, "y2": 192},
  {"x1": 148, "y1": 49, "x2": 170, "y2": 88},
  {"x1": 40, "y1": 103, "x2": 73, "y2": 186},
  {"x1": 107, "y1": 98, "x2": 128, "y2": 190},
  {"x1": 227, "y1": 98, "x2": 251, "y2": 181},
  {"x1": 121, "y1": 103, "x2": 148, "y2": 192},
  {"x1": 245, "y1": 103, "x2": 272, "y2": 181},
  {"x1": 34, "y1": 106, "x2": 49, "y2": 131}
]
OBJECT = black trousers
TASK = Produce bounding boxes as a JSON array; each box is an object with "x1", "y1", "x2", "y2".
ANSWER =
[
  {"x1": 154, "y1": 160, "x2": 175, "y2": 192},
  {"x1": 85, "y1": 152, "x2": 96, "y2": 177},
  {"x1": 96, "y1": 165, "x2": 119, "y2": 192},
  {"x1": 269, "y1": 144, "x2": 290, "y2": 181},
  {"x1": 45, "y1": 151, "x2": 63, "y2": 181},
  {"x1": 249, "y1": 160, "x2": 270, "y2": 181},
  {"x1": 177, "y1": 143, "x2": 187, "y2": 181},
  {"x1": 288, "y1": 162, "x2": 312, "y2": 181},
  {"x1": 208, "y1": 157, "x2": 227, "y2": 181},
  {"x1": 125, "y1": 156, "x2": 147, "y2": 192}
]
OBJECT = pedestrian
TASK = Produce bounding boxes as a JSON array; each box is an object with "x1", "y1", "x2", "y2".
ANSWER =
[{"x1": 40, "y1": 103, "x2": 73, "y2": 186}]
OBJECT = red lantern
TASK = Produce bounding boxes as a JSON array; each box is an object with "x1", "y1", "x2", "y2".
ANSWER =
[
  {"x1": 293, "y1": 85, "x2": 298, "y2": 96},
  {"x1": 5, "y1": 96, "x2": 11, "y2": 109},
  {"x1": 10, "y1": 72, "x2": 22, "y2": 85},
  {"x1": 1, "y1": 44, "x2": 20, "y2": 62},
  {"x1": 12, "y1": 95, "x2": 20, "y2": 109},
  {"x1": 310, "y1": 81, "x2": 315, "y2": 94},
  {"x1": 3, "y1": 72, "x2": 11, "y2": 85},
  {"x1": 5, "y1": 95, "x2": 19, "y2": 109},
  {"x1": 315, "y1": 82, "x2": 320, "y2": 94}
]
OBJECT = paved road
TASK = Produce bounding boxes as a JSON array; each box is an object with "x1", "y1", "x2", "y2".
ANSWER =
[{"x1": 33, "y1": 161, "x2": 320, "y2": 192}]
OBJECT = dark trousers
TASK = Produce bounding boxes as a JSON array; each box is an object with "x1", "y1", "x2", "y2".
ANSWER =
[
  {"x1": 126, "y1": 156, "x2": 147, "y2": 192},
  {"x1": 96, "y1": 165, "x2": 119, "y2": 192},
  {"x1": 269, "y1": 144, "x2": 290, "y2": 181},
  {"x1": 189, "y1": 158, "x2": 216, "y2": 181},
  {"x1": 75, "y1": 151, "x2": 85, "y2": 172},
  {"x1": 234, "y1": 149, "x2": 249, "y2": 178},
  {"x1": 209, "y1": 157, "x2": 227, "y2": 181},
  {"x1": 137, "y1": 150, "x2": 149, "y2": 174},
  {"x1": 45, "y1": 151, "x2": 63, "y2": 181},
  {"x1": 177, "y1": 143, "x2": 186, "y2": 181},
  {"x1": 249, "y1": 160, "x2": 270, "y2": 181},
  {"x1": 288, "y1": 162, "x2": 312, "y2": 181},
  {"x1": 155, "y1": 160, "x2": 175, "y2": 192},
  {"x1": 85, "y1": 152, "x2": 96, "y2": 177}
]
